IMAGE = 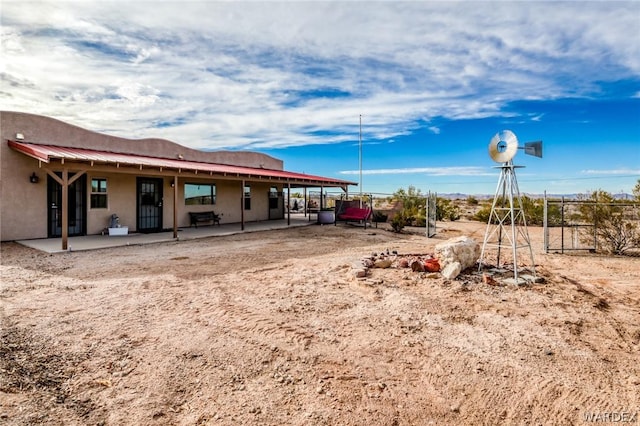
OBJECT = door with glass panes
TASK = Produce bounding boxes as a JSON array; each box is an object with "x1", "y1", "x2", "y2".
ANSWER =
[
  {"x1": 137, "y1": 178, "x2": 163, "y2": 232},
  {"x1": 47, "y1": 173, "x2": 86, "y2": 237}
]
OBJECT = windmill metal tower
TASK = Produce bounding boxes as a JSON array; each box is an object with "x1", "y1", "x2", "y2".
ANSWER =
[{"x1": 478, "y1": 130, "x2": 542, "y2": 284}]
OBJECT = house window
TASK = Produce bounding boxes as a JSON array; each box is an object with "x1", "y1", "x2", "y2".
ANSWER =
[
  {"x1": 244, "y1": 185, "x2": 251, "y2": 210},
  {"x1": 185, "y1": 183, "x2": 216, "y2": 205},
  {"x1": 269, "y1": 186, "x2": 279, "y2": 209},
  {"x1": 90, "y1": 178, "x2": 108, "y2": 209}
]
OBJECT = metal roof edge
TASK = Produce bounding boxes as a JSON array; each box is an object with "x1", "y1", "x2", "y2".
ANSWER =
[{"x1": 8, "y1": 140, "x2": 357, "y2": 186}]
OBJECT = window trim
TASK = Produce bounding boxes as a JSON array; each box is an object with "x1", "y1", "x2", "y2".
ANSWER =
[
  {"x1": 269, "y1": 186, "x2": 279, "y2": 209},
  {"x1": 244, "y1": 185, "x2": 251, "y2": 210},
  {"x1": 184, "y1": 182, "x2": 217, "y2": 206},
  {"x1": 90, "y1": 177, "x2": 108, "y2": 209}
]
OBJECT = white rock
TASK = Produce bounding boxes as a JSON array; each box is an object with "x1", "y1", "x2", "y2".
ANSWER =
[
  {"x1": 441, "y1": 262, "x2": 462, "y2": 279},
  {"x1": 435, "y1": 236, "x2": 480, "y2": 279}
]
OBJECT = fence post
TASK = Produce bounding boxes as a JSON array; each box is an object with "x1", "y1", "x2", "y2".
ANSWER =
[
  {"x1": 593, "y1": 194, "x2": 598, "y2": 252},
  {"x1": 425, "y1": 193, "x2": 428, "y2": 237},
  {"x1": 561, "y1": 196, "x2": 565, "y2": 254},
  {"x1": 543, "y1": 191, "x2": 548, "y2": 253}
]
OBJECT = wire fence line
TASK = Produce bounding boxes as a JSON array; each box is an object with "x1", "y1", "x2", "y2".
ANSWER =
[
  {"x1": 296, "y1": 190, "x2": 438, "y2": 237},
  {"x1": 290, "y1": 189, "x2": 640, "y2": 251},
  {"x1": 543, "y1": 197, "x2": 640, "y2": 254}
]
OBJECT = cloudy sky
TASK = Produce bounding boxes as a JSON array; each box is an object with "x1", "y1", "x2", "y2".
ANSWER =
[{"x1": 2, "y1": 1, "x2": 639, "y2": 196}]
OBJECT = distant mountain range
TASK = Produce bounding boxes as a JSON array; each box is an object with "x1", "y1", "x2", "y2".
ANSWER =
[{"x1": 438, "y1": 193, "x2": 636, "y2": 201}]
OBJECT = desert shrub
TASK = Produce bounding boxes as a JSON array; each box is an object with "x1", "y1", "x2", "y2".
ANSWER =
[
  {"x1": 392, "y1": 186, "x2": 426, "y2": 226},
  {"x1": 520, "y1": 195, "x2": 545, "y2": 226},
  {"x1": 596, "y1": 213, "x2": 640, "y2": 255},
  {"x1": 467, "y1": 195, "x2": 479, "y2": 206},
  {"x1": 473, "y1": 202, "x2": 492, "y2": 223},
  {"x1": 473, "y1": 195, "x2": 550, "y2": 225},
  {"x1": 577, "y1": 190, "x2": 640, "y2": 255},
  {"x1": 413, "y1": 214, "x2": 427, "y2": 227},
  {"x1": 391, "y1": 186, "x2": 464, "y2": 226},
  {"x1": 390, "y1": 212, "x2": 406, "y2": 233},
  {"x1": 436, "y1": 198, "x2": 460, "y2": 221},
  {"x1": 542, "y1": 201, "x2": 563, "y2": 226},
  {"x1": 372, "y1": 211, "x2": 388, "y2": 223}
]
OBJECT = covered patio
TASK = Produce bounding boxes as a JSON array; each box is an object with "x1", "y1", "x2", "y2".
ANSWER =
[
  {"x1": 7, "y1": 137, "x2": 354, "y2": 251},
  {"x1": 17, "y1": 214, "x2": 316, "y2": 254}
]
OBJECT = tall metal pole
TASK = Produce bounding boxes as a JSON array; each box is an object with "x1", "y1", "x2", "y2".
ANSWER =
[{"x1": 359, "y1": 114, "x2": 363, "y2": 208}]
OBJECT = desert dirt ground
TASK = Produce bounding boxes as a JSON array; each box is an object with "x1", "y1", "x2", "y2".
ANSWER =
[{"x1": 1, "y1": 220, "x2": 639, "y2": 425}]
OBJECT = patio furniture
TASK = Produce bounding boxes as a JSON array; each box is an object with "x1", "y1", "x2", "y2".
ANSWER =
[
  {"x1": 189, "y1": 211, "x2": 221, "y2": 227},
  {"x1": 335, "y1": 207, "x2": 372, "y2": 229}
]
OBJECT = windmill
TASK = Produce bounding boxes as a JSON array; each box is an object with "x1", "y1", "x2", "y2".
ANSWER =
[{"x1": 478, "y1": 130, "x2": 542, "y2": 284}]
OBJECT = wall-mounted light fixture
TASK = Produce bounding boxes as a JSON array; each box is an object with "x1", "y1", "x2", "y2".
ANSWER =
[
  {"x1": 170, "y1": 179, "x2": 175, "y2": 188},
  {"x1": 29, "y1": 172, "x2": 39, "y2": 183}
]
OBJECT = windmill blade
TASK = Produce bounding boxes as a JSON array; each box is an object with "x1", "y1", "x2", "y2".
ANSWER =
[
  {"x1": 489, "y1": 130, "x2": 519, "y2": 163},
  {"x1": 524, "y1": 140, "x2": 543, "y2": 158}
]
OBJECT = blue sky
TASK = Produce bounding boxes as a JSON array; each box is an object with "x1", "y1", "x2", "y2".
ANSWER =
[{"x1": 2, "y1": 1, "x2": 639, "y2": 196}]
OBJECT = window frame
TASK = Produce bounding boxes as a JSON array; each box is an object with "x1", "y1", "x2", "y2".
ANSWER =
[
  {"x1": 90, "y1": 177, "x2": 108, "y2": 209},
  {"x1": 184, "y1": 182, "x2": 217, "y2": 206},
  {"x1": 269, "y1": 186, "x2": 279, "y2": 209},
  {"x1": 244, "y1": 185, "x2": 251, "y2": 210}
]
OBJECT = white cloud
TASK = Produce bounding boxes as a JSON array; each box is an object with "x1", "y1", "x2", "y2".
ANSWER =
[
  {"x1": 1, "y1": 1, "x2": 638, "y2": 149},
  {"x1": 339, "y1": 166, "x2": 492, "y2": 176},
  {"x1": 581, "y1": 169, "x2": 640, "y2": 176}
]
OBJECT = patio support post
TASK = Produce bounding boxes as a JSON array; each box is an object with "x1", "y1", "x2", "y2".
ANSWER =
[
  {"x1": 61, "y1": 169, "x2": 69, "y2": 251},
  {"x1": 46, "y1": 169, "x2": 86, "y2": 251},
  {"x1": 303, "y1": 187, "x2": 307, "y2": 217},
  {"x1": 287, "y1": 182, "x2": 291, "y2": 226},
  {"x1": 173, "y1": 175, "x2": 178, "y2": 239},
  {"x1": 241, "y1": 179, "x2": 245, "y2": 231},
  {"x1": 320, "y1": 185, "x2": 324, "y2": 210}
]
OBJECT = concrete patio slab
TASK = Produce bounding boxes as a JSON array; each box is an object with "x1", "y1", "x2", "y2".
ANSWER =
[{"x1": 16, "y1": 215, "x2": 316, "y2": 254}]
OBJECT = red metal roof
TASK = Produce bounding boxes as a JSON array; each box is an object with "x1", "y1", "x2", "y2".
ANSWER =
[{"x1": 8, "y1": 140, "x2": 355, "y2": 187}]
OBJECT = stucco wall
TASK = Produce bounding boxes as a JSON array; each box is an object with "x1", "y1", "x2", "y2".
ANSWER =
[
  {"x1": 173, "y1": 179, "x2": 279, "y2": 226},
  {"x1": 85, "y1": 172, "x2": 138, "y2": 234},
  {"x1": 0, "y1": 144, "x2": 48, "y2": 240},
  {"x1": 242, "y1": 182, "x2": 273, "y2": 223},
  {"x1": 1, "y1": 111, "x2": 283, "y2": 169},
  {"x1": 1, "y1": 111, "x2": 289, "y2": 241}
]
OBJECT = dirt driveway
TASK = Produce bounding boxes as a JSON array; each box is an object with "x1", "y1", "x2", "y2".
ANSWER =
[{"x1": 1, "y1": 221, "x2": 639, "y2": 425}]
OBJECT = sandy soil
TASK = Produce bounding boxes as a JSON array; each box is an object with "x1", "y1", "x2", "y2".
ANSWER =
[{"x1": 1, "y1": 221, "x2": 639, "y2": 425}]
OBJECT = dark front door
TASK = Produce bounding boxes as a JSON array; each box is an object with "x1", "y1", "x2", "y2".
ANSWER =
[
  {"x1": 137, "y1": 178, "x2": 163, "y2": 233},
  {"x1": 47, "y1": 173, "x2": 87, "y2": 237},
  {"x1": 268, "y1": 190, "x2": 284, "y2": 220}
]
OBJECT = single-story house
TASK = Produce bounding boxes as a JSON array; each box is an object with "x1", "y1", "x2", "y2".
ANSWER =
[{"x1": 1, "y1": 111, "x2": 356, "y2": 249}]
